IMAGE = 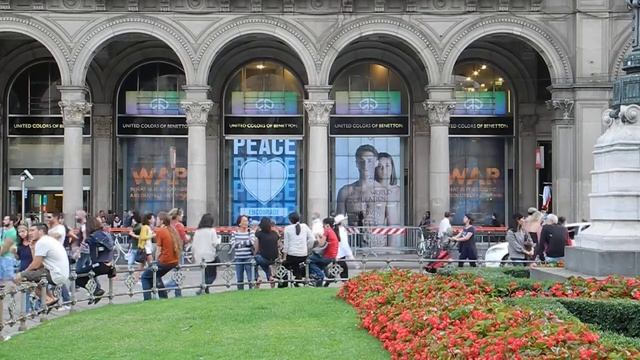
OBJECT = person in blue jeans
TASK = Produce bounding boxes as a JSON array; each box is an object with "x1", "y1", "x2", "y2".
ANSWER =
[
  {"x1": 141, "y1": 214, "x2": 182, "y2": 301},
  {"x1": 308, "y1": 217, "x2": 339, "y2": 287},
  {"x1": 230, "y1": 215, "x2": 254, "y2": 290},
  {"x1": 254, "y1": 217, "x2": 280, "y2": 288}
]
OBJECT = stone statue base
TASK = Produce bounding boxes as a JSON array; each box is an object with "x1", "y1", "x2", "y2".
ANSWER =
[{"x1": 566, "y1": 247, "x2": 640, "y2": 276}]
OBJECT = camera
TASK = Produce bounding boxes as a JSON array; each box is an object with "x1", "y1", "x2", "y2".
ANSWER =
[{"x1": 21, "y1": 169, "x2": 34, "y2": 180}]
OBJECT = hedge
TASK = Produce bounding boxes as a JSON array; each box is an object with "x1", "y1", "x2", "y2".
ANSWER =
[{"x1": 558, "y1": 298, "x2": 640, "y2": 338}]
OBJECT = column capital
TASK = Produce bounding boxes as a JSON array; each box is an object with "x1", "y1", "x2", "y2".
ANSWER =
[
  {"x1": 180, "y1": 100, "x2": 215, "y2": 127},
  {"x1": 304, "y1": 100, "x2": 334, "y2": 127},
  {"x1": 423, "y1": 100, "x2": 455, "y2": 126},
  {"x1": 59, "y1": 101, "x2": 91, "y2": 127},
  {"x1": 546, "y1": 98, "x2": 575, "y2": 124}
]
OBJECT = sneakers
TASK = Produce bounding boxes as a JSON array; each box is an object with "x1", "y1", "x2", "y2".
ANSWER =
[{"x1": 90, "y1": 289, "x2": 106, "y2": 305}]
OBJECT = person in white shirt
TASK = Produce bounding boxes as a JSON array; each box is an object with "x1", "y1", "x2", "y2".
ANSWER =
[
  {"x1": 192, "y1": 213, "x2": 220, "y2": 294},
  {"x1": 282, "y1": 212, "x2": 314, "y2": 286},
  {"x1": 438, "y1": 211, "x2": 453, "y2": 240},
  {"x1": 46, "y1": 213, "x2": 66, "y2": 245},
  {"x1": 15, "y1": 223, "x2": 70, "y2": 308},
  {"x1": 334, "y1": 214, "x2": 355, "y2": 279}
]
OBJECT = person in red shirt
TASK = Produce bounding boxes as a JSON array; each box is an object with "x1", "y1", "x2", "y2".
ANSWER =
[
  {"x1": 140, "y1": 214, "x2": 182, "y2": 301},
  {"x1": 308, "y1": 217, "x2": 339, "y2": 286}
]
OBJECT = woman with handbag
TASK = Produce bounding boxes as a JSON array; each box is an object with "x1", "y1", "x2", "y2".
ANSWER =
[
  {"x1": 507, "y1": 213, "x2": 534, "y2": 266},
  {"x1": 192, "y1": 213, "x2": 220, "y2": 294}
]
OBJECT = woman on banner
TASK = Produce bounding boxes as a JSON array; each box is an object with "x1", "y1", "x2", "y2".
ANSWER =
[{"x1": 375, "y1": 152, "x2": 401, "y2": 226}]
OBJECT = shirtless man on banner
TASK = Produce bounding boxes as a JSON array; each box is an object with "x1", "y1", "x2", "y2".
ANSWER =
[{"x1": 336, "y1": 144, "x2": 396, "y2": 226}]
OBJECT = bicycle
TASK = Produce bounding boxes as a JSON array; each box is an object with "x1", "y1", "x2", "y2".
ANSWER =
[{"x1": 112, "y1": 233, "x2": 131, "y2": 265}]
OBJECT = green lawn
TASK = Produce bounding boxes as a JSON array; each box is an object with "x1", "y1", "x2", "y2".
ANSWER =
[{"x1": 1, "y1": 288, "x2": 388, "y2": 360}]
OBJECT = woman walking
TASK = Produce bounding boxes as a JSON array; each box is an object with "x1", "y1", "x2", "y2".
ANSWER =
[
  {"x1": 230, "y1": 215, "x2": 255, "y2": 290},
  {"x1": 282, "y1": 212, "x2": 314, "y2": 287},
  {"x1": 452, "y1": 214, "x2": 478, "y2": 267},
  {"x1": 140, "y1": 214, "x2": 182, "y2": 300},
  {"x1": 254, "y1": 217, "x2": 280, "y2": 288},
  {"x1": 192, "y1": 213, "x2": 220, "y2": 294}
]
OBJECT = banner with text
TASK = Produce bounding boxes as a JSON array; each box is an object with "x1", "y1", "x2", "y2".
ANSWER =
[
  {"x1": 8, "y1": 116, "x2": 91, "y2": 136},
  {"x1": 230, "y1": 139, "x2": 298, "y2": 225},
  {"x1": 125, "y1": 91, "x2": 184, "y2": 116},
  {"x1": 224, "y1": 116, "x2": 303, "y2": 136},
  {"x1": 125, "y1": 138, "x2": 187, "y2": 217},
  {"x1": 231, "y1": 91, "x2": 299, "y2": 115},
  {"x1": 117, "y1": 116, "x2": 187, "y2": 136},
  {"x1": 453, "y1": 91, "x2": 508, "y2": 116},
  {"x1": 449, "y1": 137, "x2": 505, "y2": 226},
  {"x1": 449, "y1": 116, "x2": 514, "y2": 136},
  {"x1": 335, "y1": 91, "x2": 402, "y2": 115},
  {"x1": 330, "y1": 116, "x2": 409, "y2": 136}
]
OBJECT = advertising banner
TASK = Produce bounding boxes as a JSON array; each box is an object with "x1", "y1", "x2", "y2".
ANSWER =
[
  {"x1": 449, "y1": 116, "x2": 514, "y2": 136},
  {"x1": 453, "y1": 91, "x2": 508, "y2": 116},
  {"x1": 224, "y1": 116, "x2": 303, "y2": 136},
  {"x1": 119, "y1": 91, "x2": 187, "y2": 136},
  {"x1": 117, "y1": 116, "x2": 188, "y2": 136},
  {"x1": 8, "y1": 116, "x2": 91, "y2": 136},
  {"x1": 335, "y1": 91, "x2": 402, "y2": 115},
  {"x1": 125, "y1": 91, "x2": 184, "y2": 116},
  {"x1": 125, "y1": 138, "x2": 187, "y2": 216},
  {"x1": 231, "y1": 91, "x2": 298, "y2": 115},
  {"x1": 330, "y1": 116, "x2": 408, "y2": 136},
  {"x1": 449, "y1": 138, "x2": 505, "y2": 226},
  {"x1": 334, "y1": 137, "x2": 404, "y2": 226},
  {"x1": 230, "y1": 139, "x2": 298, "y2": 225}
]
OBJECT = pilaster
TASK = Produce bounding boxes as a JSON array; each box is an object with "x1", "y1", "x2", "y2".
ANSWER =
[{"x1": 546, "y1": 97, "x2": 576, "y2": 221}]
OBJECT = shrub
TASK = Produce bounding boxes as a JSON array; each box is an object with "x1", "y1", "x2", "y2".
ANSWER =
[{"x1": 558, "y1": 298, "x2": 640, "y2": 338}]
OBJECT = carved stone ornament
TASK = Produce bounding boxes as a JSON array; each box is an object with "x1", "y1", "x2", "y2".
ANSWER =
[
  {"x1": 423, "y1": 101, "x2": 455, "y2": 126},
  {"x1": 181, "y1": 101, "x2": 213, "y2": 126},
  {"x1": 304, "y1": 100, "x2": 334, "y2": 127},
  {"x1": 93, "y1": 116, "x2": 113, "y2": 138},
  {"x1": 59, "y1": 101, "x2": 92, "y2": 127},
  {"x1": 546, "y1": 99, "x2": 575, "y2": 121}
]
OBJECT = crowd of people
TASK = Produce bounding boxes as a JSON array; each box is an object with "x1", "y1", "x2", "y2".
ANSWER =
[{"x1": 0, "y1": 208, "x2": 358, "y2": 308}]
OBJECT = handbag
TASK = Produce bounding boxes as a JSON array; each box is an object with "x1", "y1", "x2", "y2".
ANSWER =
[{"x1": 135, "y1": 248, "x2": 147, "y2": 264}]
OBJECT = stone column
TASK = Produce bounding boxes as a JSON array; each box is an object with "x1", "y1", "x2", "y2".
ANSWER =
[
  {"x1": 518, "y1": 107, "x2": 539, "y2": 213},
  {"x1": 91, "y1": 103, "x2": 113, "y2": 214},
  {"x1": 303, "y1": 88, "x2": 334, "y2": 219},
  {"x1": 412, "y1": 102, "x2": 430, "y2": 224},
  {"x1": 423, "y1": 97, "x2": 455, "y2": 222},
  {"x1": 180, "y1": 86, "x2": 213, "y2": 228},
  {"x1": 205, "y1": 102, "x2": 220, "y2": 224},
  {"x1": 546, "y1": 98, "x2": 576, "y2": 220},
  {"x1": 59, "y1": 86, "x2": 91, "y2": 225}
]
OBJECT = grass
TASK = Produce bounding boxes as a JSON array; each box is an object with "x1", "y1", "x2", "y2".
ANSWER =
[{"x1": 1, "y1": 288, "x2": 389, "y2": 360}]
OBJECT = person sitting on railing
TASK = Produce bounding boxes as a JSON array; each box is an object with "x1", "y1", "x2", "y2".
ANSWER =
[
  {"x1": 308, "y1": 217, "x2": 339, "y2": 287},
  {"x1": 15, "y1": 223, "x2": 69, "y2": 309},
  {"x1": 254, "y1": 217, "x2": 280, "y2": 288},
  {"x1": 282, "y1": 212, "x2": 313, "y2": 287},
  {"x1": 75, "y1": 216, "x2": 115, "y2": 304},
  {"x1": 506, "y1": 213, "x2": 534, "y2": 266},
  {"x1": 140, "y1": 214, "x2": 182, "y2": 301}
]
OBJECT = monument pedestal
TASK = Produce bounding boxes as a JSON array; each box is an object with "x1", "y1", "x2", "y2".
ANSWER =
[{"x1": 565, "y1": 247, "x2": 640, "y2": 276}]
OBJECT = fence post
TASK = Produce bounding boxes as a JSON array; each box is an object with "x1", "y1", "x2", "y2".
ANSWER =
[
  {"x1": 250, "y1": 258, "x2": 257, "y2": 289},
  {"x1": 108, "y1": 268, "x2": 114, "y2": 305},
  {"x1": 304, "y1": 258, "x2": 311, "y2": 286},
  {"x1": 0, "y1": 287, "x2": 5, "y2": 337},
  {"x1": 39, "y1": 275, "x2": 48, "y2": 323},
  {"x1": 200, "y1": 259, "x2": 206, "y2": 295},
  {"x1": 86, "y1": 270, "x2": 96, "y2": 305},
  {"x1": 151, "y1": 263, "x2": 158, "y2": 299},
  {"x1": 69, "y1": 268, "x2": 77, "y2": 313},
  {"x1": 18, "y1": 284, "x2": 27, "y2": 332}
]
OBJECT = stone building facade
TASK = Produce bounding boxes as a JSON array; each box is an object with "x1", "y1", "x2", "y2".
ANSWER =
[{"x1": 0, "y1": 0, "x2": 631, "y2": 227}]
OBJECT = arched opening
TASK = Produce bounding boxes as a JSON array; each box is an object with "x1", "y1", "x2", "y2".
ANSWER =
[
  {"x1": 6, "y1": 60, "x2": 91, "y2": 218},
  {"x1": 115, "y1": 62, "x2": 187, "y2": 215},
  {"x1": 450, "y1": 35, "x2": 552, "y2": 226},
  {"x1": 220, "y1": 60, "x2": 305, "y2": 225},
  {"x1": 330, "y1": 62, "x2": 410, "y2": 228}
]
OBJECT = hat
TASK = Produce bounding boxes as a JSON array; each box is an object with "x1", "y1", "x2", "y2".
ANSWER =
[
  {"x1": 334, "y1": 214, "x2": 348, "y2": 224},
  {"x1": 527, "y1": 207, "x2": 538, "y2": 215}
]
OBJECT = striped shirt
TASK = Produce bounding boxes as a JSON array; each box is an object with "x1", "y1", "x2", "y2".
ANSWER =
[{"x1": 231, "y1": 230, "x2": 254, "y2": 260}]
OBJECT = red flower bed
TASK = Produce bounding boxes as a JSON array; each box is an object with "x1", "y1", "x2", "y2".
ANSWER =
[
  {"x1": 509, "y1": 276, "x2": 640, "y2": 300},
  {"x1": 338, "y1": 270, "x2": 640, "y2": 359}
]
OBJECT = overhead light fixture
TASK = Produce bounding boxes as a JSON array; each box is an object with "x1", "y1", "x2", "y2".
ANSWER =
[
  {"x1": 466, "y1": 77, "x2": 472, "y2": 81},
  {"x1": 473, "y1": 70, "x2": 479, "y2": 76},
  {"x1": 481, "y1": 64, "x2": 487, "y2": 70},
  {"x1": 498, "y1": 77, "x2": 504, "y2": 82},
  {"x1": 256, "y1": 64, "x2": 265, "y2": 70},
  {"x1": 480, "y1": 83, "x2": 485, "y2": 87}
]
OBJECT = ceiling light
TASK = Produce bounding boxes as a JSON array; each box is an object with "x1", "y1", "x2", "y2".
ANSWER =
[
  {"x1": 481, "y1": 64, "x2": 487, "y2": 70},
  {"x1": 498, "y1": 77, "x2": 503, "y2": 82},
  {"x1": 473, "y1": 71, "x2": 479, "y2": 76},
  {"x1": 466, "y1": 77, "x2": 471, "y2": 81},
  {"x1": 480, "y1": 83, "x2": 485, "y2": 87},
  {"x1": 256, "y1": 64, "x2": 265, "y2": 70}
]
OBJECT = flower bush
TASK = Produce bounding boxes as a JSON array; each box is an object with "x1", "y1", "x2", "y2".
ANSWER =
[
  {"x1": 338, "y1": 270, "x2": 640, "y2": 359},
  {"x1": 508, "y1": 276, "x2": 640, "y2": 300}
]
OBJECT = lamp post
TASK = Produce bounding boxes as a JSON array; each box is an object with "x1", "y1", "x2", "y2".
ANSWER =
[
  {"x1": 611, "y1": 1, "x2": 640, "y2": 113},
  {"x1": 19, "y1": 169, "x2": 34, "y2": 224}
]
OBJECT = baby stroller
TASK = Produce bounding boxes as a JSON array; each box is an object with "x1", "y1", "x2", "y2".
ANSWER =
[{"x1": 419, "y1": 230, "x2": 454, "y2": 273}]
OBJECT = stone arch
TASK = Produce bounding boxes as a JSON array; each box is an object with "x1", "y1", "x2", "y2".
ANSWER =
[
  {"x1": 611, "y1": 34, "x2": 632, "y2": 78},
  {"x1": 318, "y1": 16, "x2": 440, "y2": 86},
  {"x1": 70, "y1": 15, "x2": 197, "y2": 86},
  {"x1": 195, "y1": 16, "x2": 318, "y2": 85},
  {"x1": 0, "y1": 14, "x2": 72, "y2": 84},
  {"x1": 441, "y1": 16, "x2": 573, "y2": 86}
]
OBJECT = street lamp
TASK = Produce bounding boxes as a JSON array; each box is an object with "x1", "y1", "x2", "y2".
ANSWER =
[{"x1": 19, "y1": 169, "x2": 34, "y2": 225}]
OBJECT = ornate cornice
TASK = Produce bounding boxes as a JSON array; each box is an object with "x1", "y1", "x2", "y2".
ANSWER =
[
  {"x1": 546, "y1": 99, "x2": 575, "y2": 122},
  {"x1": 71, "y1": 15, "x2": 195, "y2": 67},
  {"x1": 59, "y1": 101, "x2": 92, "y2": 127},
  {"x1": 442, "y1": 15, "x2": 572, "y2": 80},
  {"x1": 423, "y1": 100, "x2": 455, "y2": 126},
  {"x1": 304, "y1": 100, "x2": 334, "y2": 127},
  {"x1": 319, "y1": 16, "x2": 439, "y2": 72},
  {"x1": 180, "y1": 100, "x2": 214, "y2": 126},
  {"x1": 195, "y1": 16, "x2": 318, "y2": 68}
]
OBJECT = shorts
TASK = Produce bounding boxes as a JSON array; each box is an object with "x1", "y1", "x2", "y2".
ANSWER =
[
  {"x1": 20, "y1": 268, "x2": 55, "y2": 285},
  {"x1": 144, "y1": 241, "x2": 153, "y2": 255},
  {"x1": 0, "y1": 257, "x2": 15, "y2": 280}
]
